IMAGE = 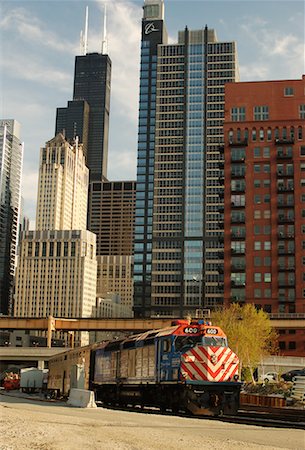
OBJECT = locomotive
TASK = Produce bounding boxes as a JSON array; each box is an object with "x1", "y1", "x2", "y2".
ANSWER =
[{"x1": 89, "y1": 319, "x2": 241, "y2": 416}]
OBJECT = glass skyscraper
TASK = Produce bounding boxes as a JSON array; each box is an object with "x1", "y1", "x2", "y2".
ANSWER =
[
  {"x1": 133, "y1": 0, "x2": 168, "y2": 316},
  {"x1": 0, "y1": 120, "x2": 23, "y2": 315},
  {"x1": 134, "y1": 2, "x2": 239, "y2": 318}
]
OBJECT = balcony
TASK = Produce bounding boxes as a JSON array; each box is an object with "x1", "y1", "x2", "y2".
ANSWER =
[
  {"x1": 219, "y1": 144, "x2": 224, "y2": 153},
  {"x1": 229, "y1": 138, "x2": 248, "y2": 147},
  {"x1": 218, "y1": 161, "x2": 224, "y2": 169},
  {"x1": 277, "y1": 232, "x2": 294, "y2": 239},
  {"x1": 277, "y1": 215, "x2": 294, "y2": 223},
  {"x1": 218, "y1": 206, "x2": 224, "y2": 214},
  {"x1": 231, "y1": 156, "x2": 245, "y2": 163},
  {"x1": 277, "y1": 173, "x2": 294, "y2": 178},
  {"x1": 231, "y1": 216, "x2": 245, "y2": 223},
  {"x1": 231, "y1": 264, "x2": 246, "y2": 272},
  {"x1": 231, "y1": 171, "x2": 245, "y2": 179},
  {"x1": 231, "y1": 186, "x2": 245, "y2": 193},
  {"x1": 276, "y1": 151, "x2": 293, "y2": 159},
  {"x1": 277, "y1": 201, "x2": 294, "y2": 208},
  {"x1": 275, "y1": 138, "x2": 294, "y2": 145},
  {"x1": 231, "y1": 232, "x2": 246, "y2": 239},
  {"x1": 277, "y1": 185, "x2": 294, "y2": 192},
  {"x1": 278, "y1": 280, "x2": 295, "y2": 287},
  {"x1": 278, "y1": 248, "x2": 295, "y2": 255},
  {"x1": 231, "y1": 248, "x2": 245, "y2": 255},
  {"x1": 218, "y1": 177, "x2": 224, "y2": 185},
  {"x1": 217, "y1": 251, "x2": 224, "y2": 259},
  {"x1": 277, "y1": 265, "x2": 295, "y2": 271},
  {"x1": 231, "y1": 280, "x2": 246, "y2": 287}
]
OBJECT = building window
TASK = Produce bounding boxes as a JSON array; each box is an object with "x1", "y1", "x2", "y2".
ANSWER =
[
  {"x1": 254, "y1": 210, "x2": 261, "y2": 219},
  {"x1": 254, "y1": 257, "x2": 261, "y2": 266},
  {"x1": 264, "y1": 242, "x2": 271, "y2": 250},
  {"x1": 254, "y1": 105, "x2": 269, "y2": 121},
  {"x1": 299, "y1": 105, "x2": 305, "y2": 119},
  {"x1": 279, "y1": 341, "x2": 286, "y2": 350},
  {"x1": 264, "y1": 273, "x2": 271, "y2": 282},
  {"x1": 254, "y1": 147, "x2": 260, "y2": 158},
  {"x1": 263, "y1": 146, "x2": 270, "y2": 157},
  {"x1": 264, "y1": 288, "x2": 271, "y2": 297},
  {"x1": 288, "y1": 341, "x2": 296, "y2": 350},
  {"x1": 254, "y1": 288, "x2": 261, "y2": 298},
  {"x1": 254, "y1": 273, "x2": 262, "y2": 282},
  {"x1": 254, "y1": 241, "x2": 261, "y2": 250},
  {"x1": 284, "y1": 87, "x2": 294, "y2": 96},
  {"x1": 231, "y1": 106, "x2": 246, "y2": 121}
]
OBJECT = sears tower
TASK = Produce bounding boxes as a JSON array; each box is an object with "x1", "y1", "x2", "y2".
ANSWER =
[{"x1": 56, "y1": 7, "x2": 111, "y2": 181}]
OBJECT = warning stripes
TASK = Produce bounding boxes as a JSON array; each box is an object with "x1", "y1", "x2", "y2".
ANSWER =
[{"x1": 181, "y1": 346, "x2": 239, "y2": 382}]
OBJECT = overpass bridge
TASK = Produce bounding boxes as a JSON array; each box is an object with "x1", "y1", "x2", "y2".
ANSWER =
[{"x1": 0, "y1": 315, "x2": 304, "y2": 348}]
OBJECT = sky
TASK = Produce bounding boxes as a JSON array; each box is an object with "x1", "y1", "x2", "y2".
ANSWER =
[{"x1": 1, "y1": 0, "x2": 304, "y2": 224}]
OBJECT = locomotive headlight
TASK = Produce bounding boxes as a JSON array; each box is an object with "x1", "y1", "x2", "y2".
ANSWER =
[{"x1": 210, "y1": 355, "x2": 218, "y2": 364}]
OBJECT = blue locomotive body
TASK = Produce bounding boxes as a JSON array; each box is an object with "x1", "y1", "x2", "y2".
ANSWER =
[{"x1": 90, "y1": 321, "x2": 241, "y2": 416}]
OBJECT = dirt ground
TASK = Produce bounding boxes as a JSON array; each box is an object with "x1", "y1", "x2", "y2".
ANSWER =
[{"x1": 0, "y1": 393, "x2": 304, "y2": 450}]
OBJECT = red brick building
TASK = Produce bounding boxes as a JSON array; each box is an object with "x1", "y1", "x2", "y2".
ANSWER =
[{"x1": 223, "y1": 75, "x2": 305, "y2": 356}]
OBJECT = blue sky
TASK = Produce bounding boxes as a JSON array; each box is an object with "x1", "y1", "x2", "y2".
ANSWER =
[{"x1": 1, "y1": 0, "x2": 304, "y2": 223}]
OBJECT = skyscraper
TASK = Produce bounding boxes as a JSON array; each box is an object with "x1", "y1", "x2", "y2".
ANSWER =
[
  {"x1": 36, "y1": 134, "x2": 88, "y2": 231},
  {"x1": 133, "y1": 0, "x2": 168, "y2": 316},
  {"x1": 224, "y1": 75, "x2": 305, "y2": 356},
  {"x1": 15, "y1": 134, "x2": 96, "y2": 346},
  {"x1": 88, "y1": 180, "x2": 136, "y2": 308},
  {"x1": 134, "y1": 1, "x2": 239, "y2": 318},
  {"x1": 0, "y1": 120, "x2": 23, "y2": 315},
  {"x1": 56, "y1": 52, "x2": 111, "y2": 181}
]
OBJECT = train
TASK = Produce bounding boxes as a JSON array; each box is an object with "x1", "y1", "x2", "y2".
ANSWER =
[{"x1": 47, "y1": 319, "x2": 241, "y2": 416}]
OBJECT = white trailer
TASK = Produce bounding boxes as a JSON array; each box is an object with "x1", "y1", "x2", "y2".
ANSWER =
[{"x1": 20, "y1": 368, "x2": 48, "y2": 393}]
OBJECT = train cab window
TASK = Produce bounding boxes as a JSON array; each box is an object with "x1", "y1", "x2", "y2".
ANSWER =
[
  {"x1": 174, "y1": 336, "x2": 202, "y2": 352},
  {"x1": 202, "y1": 337, "x2": 227, "y2": 347},
  {"x1": 162, "y1": 338, "x2": 171, "y2": 353}
]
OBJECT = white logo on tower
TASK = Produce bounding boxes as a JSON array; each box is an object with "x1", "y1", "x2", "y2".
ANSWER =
[{"x1": 145, "y1": 22, "x2": 159, "y2": 35}]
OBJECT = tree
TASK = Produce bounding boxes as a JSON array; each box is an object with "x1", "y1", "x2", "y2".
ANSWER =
[{"x1": 212, "y1": 304, "x2": 278, "y2": 383}]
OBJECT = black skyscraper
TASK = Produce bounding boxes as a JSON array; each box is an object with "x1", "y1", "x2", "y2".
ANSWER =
[{"x1": 56, "y1": 52, "x2": 111, "y2": 181}]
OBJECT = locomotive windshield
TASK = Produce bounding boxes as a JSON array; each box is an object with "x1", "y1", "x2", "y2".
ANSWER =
[
  {"x1": 174, "y1": 335, "x2": 202, "y2": 351},
  {"x1": 202, "y1": 336, "x2": 227, "y2": 347}
]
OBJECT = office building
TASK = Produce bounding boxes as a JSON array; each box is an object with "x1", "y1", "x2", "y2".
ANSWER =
[
  {"x1": 96, "y1": 255, "x2": 134, "y2": 309},
  {"x1": 15, "y1": 131, "x2": 97, "y2": 345},
  {"x1": 88, "y1": 180, "x2": 136, "y2": 307},
  {"x1": 134, "y1": 1, "x2": 239, "y2": 318},
  {"x1": 14, "y1": 230, "x2": 97, "y2": 346},
  {"x1": 88, "y1": 180, "x2": 136, "y2": 255},
  {"x1": 0, "y1": 120, "x2": 23, "y2": 315},
  {"x1": 36, "y1": 133, "x2": 88, "y2": 231},
  {"x1": 56, "y1": 53, "x2": 111, "y2": 181},
  {"x1": 224, "y1": 75, "x2": 305, "y2": 356}
]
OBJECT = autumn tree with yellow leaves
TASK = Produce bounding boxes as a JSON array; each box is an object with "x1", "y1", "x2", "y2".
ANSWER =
[{"x1": 212, "y1": 304, "x2": 278, "y2": 383}]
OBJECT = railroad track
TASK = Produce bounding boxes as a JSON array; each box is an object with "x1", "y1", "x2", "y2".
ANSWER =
[
  {"x1": 98, "y1": 402, "x2": 305, "y2": 429},
  {"x1": 220, "y1": 409, "x2": 305, "y2": 430}
]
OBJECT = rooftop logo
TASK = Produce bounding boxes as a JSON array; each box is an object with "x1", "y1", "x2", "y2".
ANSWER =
[{"x1": 144, "y1": 22, "x2": 159, "y2": 35}]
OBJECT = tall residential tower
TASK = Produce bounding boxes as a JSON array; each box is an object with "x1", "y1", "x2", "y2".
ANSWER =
[{"x1": 134, "y1": 1, "x2": 239, "y2": 318}]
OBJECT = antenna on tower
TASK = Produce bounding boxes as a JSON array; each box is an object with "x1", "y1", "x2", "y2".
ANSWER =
[
  {"x1": 79, "y1": 6, "x2": 89, "y2": 55},
  {"x1": 84, "y1": 5, "x2": 89, "y2": 55},
  {"x1": 101, "y1": 3, "x2": 108, "y2": 54}
]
